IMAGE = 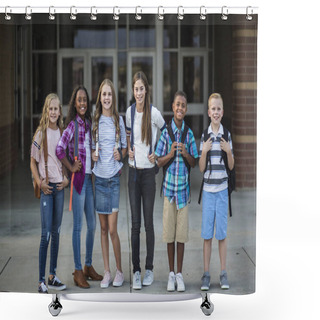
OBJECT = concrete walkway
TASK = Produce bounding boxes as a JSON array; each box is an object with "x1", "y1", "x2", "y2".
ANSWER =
[{"x1": 0, "y1": 159, "x2": 255, "y2": 296}]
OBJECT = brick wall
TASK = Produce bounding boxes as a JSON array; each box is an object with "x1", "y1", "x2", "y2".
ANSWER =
[{"x1": 232, "y1": 24, "x2": 257, "y2": 189}]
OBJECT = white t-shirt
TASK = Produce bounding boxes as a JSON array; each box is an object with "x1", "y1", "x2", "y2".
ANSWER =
[{"x1": 126, "y1": 105, "x2": 165, "y2": 169}]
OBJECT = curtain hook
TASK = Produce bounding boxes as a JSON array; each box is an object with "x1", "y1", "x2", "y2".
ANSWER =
[
  {"x1": 25, "y1": 6, "x2": 32, "y2": 20},
  {"x1": 177, "y1": 6, "x2": 184, "y2": 21},
  {"x1": 135, "y1": 6, "x2": 142, "y2": 21},
  {"x1": 5, "y1": 6, "x2": 12, "y2": 21},
  {"x1": 246, "y1": 6, "x2": 253, "y2": 21},
  {"x1": 158, "y1": 6, "x2": 164, "y2": 21},
  {"x1": 70, "y1": 6, "x2": 77, "y2": 20},
  {"x1": 221, "y1": 6, "x2": 228, "y2": 21},
  {"x1": 200, "y1": 6, "x2": 207, "y2": 20},
  {"x1": 113, "y1": 6, "x2": 120, "y2": 21},
  {"x1": 49, "y1": 6, "x2": 55, "y2": 21},
  {"x1": 90, "y1": 6, "x2": 97, "y2": 20}
]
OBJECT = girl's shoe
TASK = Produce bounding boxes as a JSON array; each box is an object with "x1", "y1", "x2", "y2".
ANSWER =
[
  {"x1": 100, "y1": 271, "x2": 112, "y2": 288},
  {"x1": 84, "y1": 265, "x2": 103, "y2": 281},
  {"x1": 73, "y1": 269, "x2": 90, "y2": 288},
  {"x1": 132, "y1": 271, "x2": 142, "y2": 290},
  {"x1": 113, "y1": 270, "x2": 124, "y2": 287},
  {"x1": 48, "y1": 275, "x2": 66, "y2": 291},
  {"x1": 38, "y1": 282, "x2": 48, "y2": 294}
]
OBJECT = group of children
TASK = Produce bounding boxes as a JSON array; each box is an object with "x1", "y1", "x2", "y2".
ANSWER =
[{"x1": 30, "y1": 71, "x2": 234, "y2": 294}]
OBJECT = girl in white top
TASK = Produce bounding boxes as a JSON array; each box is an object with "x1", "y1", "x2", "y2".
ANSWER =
[
  {"x1": 30, "y1": 93, "x2": 69, "y2": 293},
  {"x1": 126, "y1": 71, "x2": 166, "y2": 289},
  {"x1": 92, "y1": 79, "x2": 127, "y2": 288}
]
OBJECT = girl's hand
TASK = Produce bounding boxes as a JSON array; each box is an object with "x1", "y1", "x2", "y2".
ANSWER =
[
  {"x1": 148, "y1": 152, "x2": 156, "y2": 164},
  {"x1": 57, "y1": 176, "x2": 69, "y2": 191},
  {"x1": 41, "y1": 180, "x2": 53, "y2": 195},
  {"x1": 92, "y1": 150, "x2": 99, "y2": 162},
  {"x1": 71, "y1": 159, "x2": 82, "y2": 173},
  {"x1": 129, "y1": 146, "x2": 135, "y2": 161},
  {"x1": 202, "y1": 137, "x2": 212, "y2": 154},
  {"x1": 113, "y1": 147, "x2": 121, "y2": 161},
  {"x1": 220, "y1": 137, "x2": 231, "y2": 154}
]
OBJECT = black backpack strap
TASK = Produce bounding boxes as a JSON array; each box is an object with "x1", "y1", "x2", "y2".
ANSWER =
[{"x1": 198, "y1": 127, "x2": 211, "y2": 204}]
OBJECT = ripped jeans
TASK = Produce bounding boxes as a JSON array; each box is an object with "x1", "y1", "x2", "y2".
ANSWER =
[{"x1": 39, "y1": 183, "x2": 64, "y2": 283}]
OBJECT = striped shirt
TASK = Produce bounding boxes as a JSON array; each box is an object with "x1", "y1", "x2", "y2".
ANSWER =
[
  {"x1": 56, "y1": 114, "x2": 92, "y2": 195},
  {"x1": 199, "y1": 124, "x2": 233, "y2": 193},
  {"x1": 155, "y1": 119, "x2": 198, "y2": 209},
  {"x1": 92, "y1": 115, "x2": 127, "y2": 179}
]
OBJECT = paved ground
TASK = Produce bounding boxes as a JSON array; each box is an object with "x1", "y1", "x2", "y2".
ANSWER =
[{"x1": 0, "y1": 159, "x2": 255, "y2": 297}]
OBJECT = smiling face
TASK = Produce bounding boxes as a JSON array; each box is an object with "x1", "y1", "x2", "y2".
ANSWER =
[
  {"x1": 100, "y1": 84, "x2": 113, "y2": 116},
  {"x1": 172, "y1": 95, "x2": 187, "y2": 123},
  {"x1": 48, "y1": 98, "x2": 61, "y2": 128},
  {"x1": 75, "y1": 89, "x2": 87, "y2": 119},
  {"x1": 133, "y1": 79, "x2": 146, "y2": 109},
  {"x1": 208, "y1": 97, "x2": 224, "y2": 126}
]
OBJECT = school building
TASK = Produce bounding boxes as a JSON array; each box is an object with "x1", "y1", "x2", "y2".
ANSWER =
[{"x1": 0, "y1": 13, "x2": 257, "y2": 189}]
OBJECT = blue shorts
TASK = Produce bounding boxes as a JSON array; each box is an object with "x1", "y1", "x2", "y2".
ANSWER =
[
  {"x1": 201, "y1": 189, "x2": 228, "y2": 240},
  {"x1": 95, "y1": 173, "x2": 120, "y2": 215}
]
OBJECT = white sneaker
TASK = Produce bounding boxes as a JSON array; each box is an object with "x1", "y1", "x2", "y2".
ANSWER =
[
  {"x1": 100, "y1": 271, "x2": 112, "y2": 288},
  {"x1": 132, "y1": 271, "x2": 142, "y2": 290},
  {"x1": 142, "y1": 270, "x2": 154, "y2": 286},
  {"x1": 167, "y1": 272, "x2": 176, "y2": 292},
  {"x1": 176, "y1": 273, "x2": 185, "y2": 292}
]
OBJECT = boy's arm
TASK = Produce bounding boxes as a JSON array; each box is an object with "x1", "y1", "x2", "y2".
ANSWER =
[
  {"x1": 199, "y1": 138, "x2": 212, "y2": 172},
  {"x1": 156, "y1": 141, "x2": 177, "y2": 168},
  {"x1": 220, "y1": 138, "x2": 234, "y2": 170},
  {"x1": 179, "y1": 143, "x2": 196, "y2": 168}
]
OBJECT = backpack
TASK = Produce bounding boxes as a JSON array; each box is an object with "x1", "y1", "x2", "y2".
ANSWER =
[
  {"x1": 160, "y1": 119, "x2": 191, "y2": 198},
  {"x1": 130, "y1": 103, "x2": 159, "y2": 176},
  {"x1": 198, "y1": 126, "x2": 236, "y2": 217}
]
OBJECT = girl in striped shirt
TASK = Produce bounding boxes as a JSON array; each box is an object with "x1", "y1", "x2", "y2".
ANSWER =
[{"x1": 92, "y1": 79, "x2": 127, "y2": 288}]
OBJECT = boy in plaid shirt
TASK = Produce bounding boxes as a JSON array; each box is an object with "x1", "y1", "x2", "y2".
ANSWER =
[{"x1": 155, "y1": 91, "x2": 198, "y2": 292}]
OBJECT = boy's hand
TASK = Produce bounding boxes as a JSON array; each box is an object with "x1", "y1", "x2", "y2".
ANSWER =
[
  {"x1": 202, "y1": 138, "x2": 212, "y2": 154},
  {"x1": 169, "y1": 141, "x2": 178, "y2": 158},
  {"x1": 220, "y1": 138, "x2": 231, "y2": 154},
  {"x1": 178, "y1": 142, "x2": 187, "y2": 157}
]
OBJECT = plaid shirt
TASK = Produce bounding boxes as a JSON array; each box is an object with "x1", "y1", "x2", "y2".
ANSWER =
[
  {"x1": 155, "y1": 119, "x2": 198, "y2": 209},
  {"x1": 56, "y1": 114, "x2": 92, "y2": 194}
]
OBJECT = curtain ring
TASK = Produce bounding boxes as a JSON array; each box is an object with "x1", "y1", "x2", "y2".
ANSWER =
[
  {"x1": 49, "y1": 6, "x2": 55, "y2": 21},
  {"x1": 90, "y1": 6, "x2": 97, "y2": 21},
  {"x1": 25, "y1": 6, "x2": 32, "y2": 20},
  {"x1": 158, "y1": 6, "x2": 164, "y2": 21},
  {"x1": 5, "y1": 6, "x2": 12, "y2": 21},
  {"x1": 113, "y1": 6, "x2": 120, "y2": 21},
  {"x1": 135, "y1": 6, "x2": 142, "y2": 21},
  {"x1": 221, "y1": 6, "x2": 228, "y2": 21},
  {"x1": 200, "y1": 6, "x2": 207, "y2": 20},
  {"x1": 177, "y1": 6, "x2": 184, "y2": 21},
  {"x1": 246, "y1": 6, "x2": 253, "y2": 21},
  {"x1": 70, "y1": 6, "x2": 77, "y2": 20}
]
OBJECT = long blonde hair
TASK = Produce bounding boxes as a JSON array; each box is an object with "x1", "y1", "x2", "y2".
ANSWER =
[
  {"x1": 92, "y1": 79, "x2": 120, "y2": 143},
  {"x1": 132, "y1": 71, "x2": 151, "y2": 146},
  {"x1": 32, "y1": 93, "x2": 63, "y2": 150}
]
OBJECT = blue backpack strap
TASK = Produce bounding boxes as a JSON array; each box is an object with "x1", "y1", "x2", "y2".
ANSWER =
[{"x1": 74, "y1": 119, "x2": 79, "y2": 159}]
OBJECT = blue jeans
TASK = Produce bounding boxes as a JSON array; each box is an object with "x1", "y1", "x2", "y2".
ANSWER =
[
  {"x1": 128, "y1": 166, "x2": 156, "y2": 273},
  {"x1": 72, "y1": 174, "x2": 96, "y2": 270},
  {"x1": 39, "y1": 183, "x2": 64, "y2": 283}
]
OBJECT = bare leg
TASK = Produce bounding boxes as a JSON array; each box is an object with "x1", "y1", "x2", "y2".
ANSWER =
[
  {"x1": 218, "y1": 238, "x2": 227, "y2": 272},
  {"x1": 177, "y1": 242, "x2": 185, "y2": 274},
  {"x1": 203, "y1": 238, "x2": 212, "y2": 273},
  {"x1": 167, "y1": 242, "x2": 175, "y2": 272},
  {"x1": 108, "y1": 211, "x2": 122, "y2": 272},
  {"x1": 99, "y1": 214, "x2": 110, "y2": 272}
]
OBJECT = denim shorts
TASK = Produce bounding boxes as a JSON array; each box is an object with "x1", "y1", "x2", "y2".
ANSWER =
[
  {"x1": 95, "y1": 173, "x2": 120, "y2": 214},
  {"x1": 201, "y1": 188, "x2": 228, "y2": 240}
]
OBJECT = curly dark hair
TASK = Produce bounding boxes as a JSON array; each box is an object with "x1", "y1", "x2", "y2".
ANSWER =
[{"x1": 65, "y1": 85, "x2": 92, "y2": 127}]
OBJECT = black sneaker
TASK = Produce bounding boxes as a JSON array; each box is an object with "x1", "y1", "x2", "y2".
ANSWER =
[
  {"x1": 38, "y1": 282, "x2": 48, "y2": 293},
  {"x1": 48, "y1": 276, "x2": 67, "y2": 291}
]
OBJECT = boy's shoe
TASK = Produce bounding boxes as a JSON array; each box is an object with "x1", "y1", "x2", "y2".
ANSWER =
[
  {"x1": 38, "y1": 282, "x2": 48, "y2": 294},
  {"x1": 100, "y1": 271, "x2": 112, "y2": 288},
  {"x1": 48, "y1": 276, "x2": 66, "y2": 291},
  {"x1": 220, "y1": 270, "x2": 230, "y2": 289},
  {"x1": 201, "y1": 272, "x2": 210, "y2": 291},
  {"x1": 132, "y1": 271, "x2": 142, "y2": 290},
  {"x1": 142, "y1": 270, "x2": 154, "y2": 286},
  {"x1": 113, "y1": 270, "x2": 124, "y2": 287},
  {"x1": 176, "y1": 273, "x2": 185, "y2": 292},
  {"x1": 167, "y1": 272, "x2": 176, "y2": 292}
]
